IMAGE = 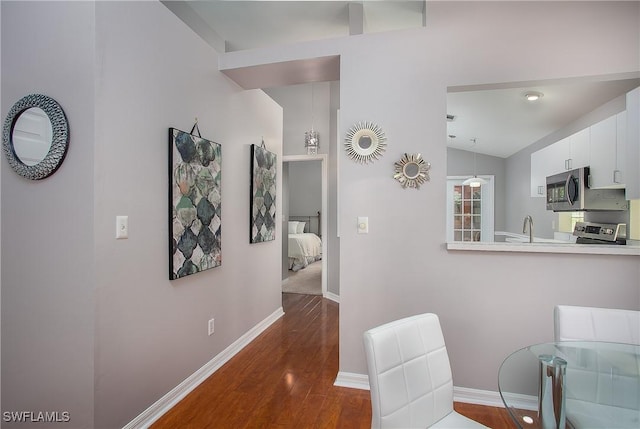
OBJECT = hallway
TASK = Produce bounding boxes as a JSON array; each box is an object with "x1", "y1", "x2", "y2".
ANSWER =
[{"x1": 152, "y1": 294, "x2": 371, "y2": 428}]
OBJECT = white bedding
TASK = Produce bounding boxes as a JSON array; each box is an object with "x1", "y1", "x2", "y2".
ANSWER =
[{"x1": 288, "y1": 233, "x2": 322, "y2": 271}]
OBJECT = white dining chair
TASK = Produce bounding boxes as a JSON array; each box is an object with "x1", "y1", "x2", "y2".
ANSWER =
[
  {"x1": 554, "y1": 305, "x2": 640, "y2": 428},
  {"x1": 363, "y1": 313, "x2": 488, "y2": 429},
  {"x1": 554, "y1": 305, "x2": 640, "y2": 344}
]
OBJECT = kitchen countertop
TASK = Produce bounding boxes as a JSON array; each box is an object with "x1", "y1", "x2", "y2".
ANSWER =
[
  {"x1": 494, "y1": 230, "x2": 574, "y2": 244},
  {"x1": 447, "y1": 240, "x2": 640, "y2": 256}
]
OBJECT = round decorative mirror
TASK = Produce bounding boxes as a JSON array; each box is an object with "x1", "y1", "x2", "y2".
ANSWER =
[
  {"x1": 2, "y1": 94, "x2": 69, "y2": 180},
  {"x1": 12, "y1": 107, "x2": 53, "y2": 166},
  {"x1": 393, "y1": 153, "x2": 431, "y2": 189},
  {"x1": 345, "y1": 121, "x2": 386, "y2": 164},
  {"x1": 403, "y1": 162, "x2": 420, "y2": 179}
]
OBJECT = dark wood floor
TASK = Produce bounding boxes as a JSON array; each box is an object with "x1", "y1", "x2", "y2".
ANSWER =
[{"x1": 152, "y1": 293, "x2": 516, "y2": 428}]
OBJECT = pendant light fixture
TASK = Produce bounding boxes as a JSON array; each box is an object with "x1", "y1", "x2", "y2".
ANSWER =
[
  {"x1": 462, "y1": 138, "x2": 487, "y2": 188},
  {"x1": 304, "y1": 83, "x2": 319, "y2": 155}
]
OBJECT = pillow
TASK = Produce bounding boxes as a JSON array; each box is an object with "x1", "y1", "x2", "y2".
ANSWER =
[
  {"x1": 296, "y1": 222, "x2": 306, "y2": 234},
  {"x1": 288, "y1": 221, "x2": 299, "y2": 234}
]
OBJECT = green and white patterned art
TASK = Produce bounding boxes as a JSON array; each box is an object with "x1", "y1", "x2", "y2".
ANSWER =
[
  {"x1": 250, "y1": 144, "x2": 276, "y2": 243},
  {"x1": 169, "y1": 128, "x2": 221, "y2": 280}
]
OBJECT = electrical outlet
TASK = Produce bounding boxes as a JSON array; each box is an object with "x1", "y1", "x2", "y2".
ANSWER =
[{"x1": 208, "y1": 318, "x2": 215, "y2": 336}]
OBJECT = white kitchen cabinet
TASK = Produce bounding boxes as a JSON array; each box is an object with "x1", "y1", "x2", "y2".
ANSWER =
[
  {"x1": 552, "y1": 129, "x2": 590, "y2": 172},
  {"x1": 546, "y1": 136, "x2": 571, "y2": 174},
  {"x1": 617, "y1": 112, "x2": 627, "y2": 183},
  {"x1": 530, "y1": 87, "x2": 640, "y2": 199},
  {"x1": 625, "y1": 87, "x2": 639, "y2": 200},
  {"x1": 530, "y1": 138, "x2": 568, "y2": 198},
  {"x1": 530, "y1": 149, "x2": 546, "y2": 197},
  {"x1": 589, "y1": 114, "x2": 623, "y2": 189},
  {"x1": 545, "y1": 129, "x2": 590, "y2": 174},
  {"x1": 530, "y1": 129, "x2": 590, "y2": 198},
  {"x1": 569, "y1": 128, "x2": 590, "y2": 170}
]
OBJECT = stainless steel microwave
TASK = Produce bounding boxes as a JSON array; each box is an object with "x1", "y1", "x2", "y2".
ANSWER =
[{"x1": 545, "y1": 167, "x2": 628, "y2": 212}]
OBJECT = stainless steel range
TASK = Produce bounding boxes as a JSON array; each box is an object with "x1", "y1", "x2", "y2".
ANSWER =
[{"x1": 573, "y1": 222, "x2": 627, "y2": 245}]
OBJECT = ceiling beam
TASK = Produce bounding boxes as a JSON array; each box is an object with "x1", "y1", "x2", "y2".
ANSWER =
[
  {"x1": 422, "y1": 0, "x2": 427, "y2": 27},
  {"x1": 348, "y1": 2, "x2": 364, "y2": 36}
]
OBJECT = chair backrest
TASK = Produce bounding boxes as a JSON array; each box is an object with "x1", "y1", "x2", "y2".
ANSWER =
[
  {"x1": 363, "y1": 313, "x2": 454, "y2": 429},
  {"x1": 554, "y1": 305, "x2": 640, "y2": 344}
]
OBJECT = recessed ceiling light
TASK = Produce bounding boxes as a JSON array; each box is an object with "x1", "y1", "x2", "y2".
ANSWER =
[{"x1": 524, "y1": 91, "x2": 544, "y2": 102}]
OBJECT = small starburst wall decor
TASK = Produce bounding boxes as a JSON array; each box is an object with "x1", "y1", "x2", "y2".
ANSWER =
[
  {"x1": 393, "y1": 153, "x2": 431, "y2": 189},
  {"x1": 344, "y1": 121, "x2": 387, "y2": 164}
]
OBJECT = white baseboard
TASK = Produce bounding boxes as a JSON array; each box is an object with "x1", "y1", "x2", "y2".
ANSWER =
[
  {"x1": 124, "y1": 306, "x2": 285, "y2": 429},
  {"x1": 324, "y1": 291, "x2": 340, "y2": 303},
  {"x1": 334, "y1": 371, "x2": 369, "y2": 390},
  {"x1": 488, "y1": 391, "x2": 537, "y2": 411},
  {"x1": 334, "y1": 372, "x2": 534, "y2": 410},
  {"x1": 453, "y1": 386, "x2": 507, "y2": 408}
]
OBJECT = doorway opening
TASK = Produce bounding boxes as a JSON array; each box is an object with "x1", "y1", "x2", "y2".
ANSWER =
[{"x1": 282, "y1": 154, "x2": 328, "y2": 297}]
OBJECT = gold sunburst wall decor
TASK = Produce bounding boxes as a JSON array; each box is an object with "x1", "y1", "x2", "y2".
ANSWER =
[
  {"x1": 393, "y1": 153, "x2": 431, "y2": 189},
  {"x1": 344, "y1": 121, "x2": 387, "y2": 164}
]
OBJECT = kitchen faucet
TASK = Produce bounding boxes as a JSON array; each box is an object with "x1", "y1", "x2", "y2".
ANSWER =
[{"x1": 523, "y1": 215, "x2": 534, "y2": 243}]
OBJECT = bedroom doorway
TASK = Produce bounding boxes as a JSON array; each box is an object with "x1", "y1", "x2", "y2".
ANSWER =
[{"x1": 282, "y1": 154, "x2": 328, "y2": 296}]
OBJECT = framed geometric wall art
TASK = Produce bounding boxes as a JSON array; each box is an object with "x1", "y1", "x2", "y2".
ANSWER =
[
  {"x1": 250, "y1": 143, "x2": 277, "y2": 243},
  {"x1": 168, "y1": 126, "x2": 222, "y2": 280}
]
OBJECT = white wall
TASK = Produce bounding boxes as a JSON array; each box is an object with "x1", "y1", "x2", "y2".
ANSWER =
[
  {"x1": 328, "y1": 81, "x2": 341, "y2": 297},
  {"x1": 1, "y1": 0, "x2": 4, "y2": 413},
  {"x1": 335, "y1": 0, "x2": 640, "y2": 392},
  {"x1": 93, "y1": 2, "x2": 282, "y2": 427},
  {"x1": 1, "y1": 2, "x2": 96, "y2": 428},
  {"x1": 2, "y1": 2, "x2": 283, "y2": 428},
  {"x1": 215, "y1": 0, "x2": 639, "y2": 394},
  {"x1": 282, "y1": 162, "x2": 290, "y2": 279},
  {"x1": 267, "y1": 82, "x2": 331, "y2": 156},
  {"x1": 2, "y1": 1, "x2": 639, "y2": 425}
]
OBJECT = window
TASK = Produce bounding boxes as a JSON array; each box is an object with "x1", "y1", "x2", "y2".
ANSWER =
[
  {"x1": 453, "y1": 184, "x2": 481, "y2": 241},
  {"x1": 446, "y1": 176, "x2": 494, "y2": 242}
]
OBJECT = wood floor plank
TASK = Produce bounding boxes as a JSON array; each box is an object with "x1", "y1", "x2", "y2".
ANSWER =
[
  {"x1": 151, "y1": 293, "x2": 517, "y2": 428},
  {"x1": 454, "y1": 402, "x2": 518, "y2": 428}
]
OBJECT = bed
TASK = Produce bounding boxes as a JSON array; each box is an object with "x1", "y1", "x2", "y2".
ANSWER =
[{"x1": 288, "y1": 212, "x2": 322, "y2": 271}]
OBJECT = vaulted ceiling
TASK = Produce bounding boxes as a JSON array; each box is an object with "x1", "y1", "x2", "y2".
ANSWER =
[
  {"x1": 163, "y1": 1, "x2": 639, "y2": 158},
  {"x1": 165, "y1": 0, "x2": 426, "y2": 52}
]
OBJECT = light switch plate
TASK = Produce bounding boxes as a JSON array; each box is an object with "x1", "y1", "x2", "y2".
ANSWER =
[
  {"x1": 116, "y1": 216, "x2": 128, "y2": 239},
  {"x1": 357, "y1": 216, "x2": 368, "y2": 234}
]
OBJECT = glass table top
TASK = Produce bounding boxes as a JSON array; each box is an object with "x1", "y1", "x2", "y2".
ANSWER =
[{"x1": 498, "y1": 341, "x2": 640, "y2": 429}]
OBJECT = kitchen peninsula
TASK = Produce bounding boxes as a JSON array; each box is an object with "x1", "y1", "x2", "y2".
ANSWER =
[{"x1": 447, "y1": 240, "x2": 640, "y2": 256}]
